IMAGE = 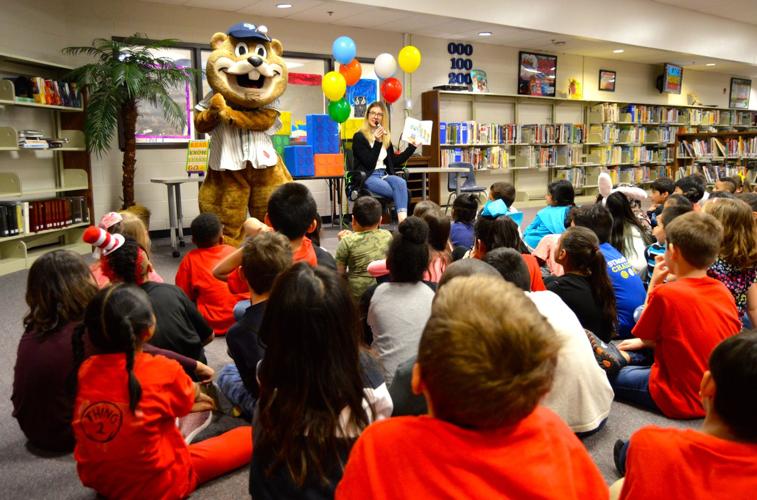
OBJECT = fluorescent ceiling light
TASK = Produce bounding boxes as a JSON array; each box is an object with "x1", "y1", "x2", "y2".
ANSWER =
[
  {"x1": 705, "y1": 63, "x2": 716, "y2": 66},
  {"x1": 478, "y1": 32, "x2": 492, "y2": 37},
  {"x1": 277, "y1": 3, "x2": 292, "y2": 8},
  {"x1": 613, "y1": 49, "x2": 624, "y2": 54}
]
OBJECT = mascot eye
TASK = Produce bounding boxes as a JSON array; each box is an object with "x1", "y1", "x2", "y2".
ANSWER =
[
  {"x1": 254, "y1": 44, "x2": 267, "y2": 59},
  {"x1": 235, "y1": 42, "x2": 249, "y2": 57}
]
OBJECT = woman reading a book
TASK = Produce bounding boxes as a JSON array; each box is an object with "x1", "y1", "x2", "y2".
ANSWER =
[{"x1": 351, "y1": 102, "x2": 419, "y2": 223}]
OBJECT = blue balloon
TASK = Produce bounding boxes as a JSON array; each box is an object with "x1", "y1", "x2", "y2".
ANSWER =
[{"x1": 332, "y1": 36, "x2": 356, "y2": 65}]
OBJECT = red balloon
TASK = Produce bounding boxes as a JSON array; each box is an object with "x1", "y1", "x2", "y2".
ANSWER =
[
  {"x1": 339, "y1": 59, "x2": 362, "y2": 86},
  {"x1": 381, "y1": 77, "x2": 402, "y2": 104}
]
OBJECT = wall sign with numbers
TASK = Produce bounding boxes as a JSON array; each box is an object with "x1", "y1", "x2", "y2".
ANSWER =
[{"x1": 448, "y1": 42, "x2": 473, "y2": 85}]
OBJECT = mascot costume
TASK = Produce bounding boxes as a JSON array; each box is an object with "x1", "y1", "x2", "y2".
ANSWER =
[{"x1": 196, "y1": 22, "x2": 293, "y2": 246}]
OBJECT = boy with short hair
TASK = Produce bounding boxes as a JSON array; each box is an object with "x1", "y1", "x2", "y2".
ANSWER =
[
  {"x1": 616, "y1": 332, "x2": 757, "y2": 499},
  {"x1": 489, "y1": 181, "x2": 516, "y2": 207},
  {"x1": 175, "y1": 213, "x2": 247, "y2": 336},
  {"x1": 714, "y1": 176, "x2": 738, "y2": 194},
  {"x1": 613, "y1": 212, "x2": 741, "y2": 418},
  {"x1": 674, "y1": 175, "x2": 706, "y2": 207},
  {"x1": 216, "y1": 231, "x2": 293, "y2": 418},
  {"x1": 213, "y1": 182, "x2": 319, "y2": 294},
  {"x1": 647, "y1": 176, "x2": 674, "y2": 227},
  {"x1": 643, "y1": 204, "x2": 693, "y2": 285},
  {"x1": 336, "y1": 276, "x2": 608, "y2": 499},
  {"x1": 336, "y1": 196, "x2": 393, "y2": 300},
  {"x1": 570, "y1": 204, "x2": 646, "y2": 338}
]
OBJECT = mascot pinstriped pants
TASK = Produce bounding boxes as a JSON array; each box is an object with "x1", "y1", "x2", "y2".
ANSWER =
[{"x1": 199, "y1": 160, "x2": 292, "y2": 247}]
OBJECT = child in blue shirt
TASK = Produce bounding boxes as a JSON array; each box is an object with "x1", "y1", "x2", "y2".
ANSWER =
[
  {"x1": 449, "y1": 194, "x2": 478, "y2": 250},
  {"x1": 524, "y1": 180, "x2": 574, "y2": 249},
  {"x1": 644, "y1": 205, "x2": 693, "y2": 285}
]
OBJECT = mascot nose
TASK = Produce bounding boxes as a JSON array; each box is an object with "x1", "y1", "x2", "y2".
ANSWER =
[{"x1": 248, "y1": 56, "x2": 263, "y2": 68}]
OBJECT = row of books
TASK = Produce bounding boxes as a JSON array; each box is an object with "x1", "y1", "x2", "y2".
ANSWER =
[
  {"x1": 589, "y1": 103, "x2": 683, "y2": 124},
  {"x1": 441, "y1": 147, "x2": 509, "y2": 170},
  {"x1": 4, "y1": 76, "x2": 82, "y2": 108},
  {"x1": 699, "y1": 165, "x2": 748, "y2": 184},
  {"x1": 0, "y1": 197, "x2": 89, "y2": 237},
  {"x1": 438, "y1": 122, "x2": 584, "y2": 145},
  {"x1": 587, "y1": 124, "x2": 674, "y2": 144},
  {"x1": 17, "y1": 130, "x2": 70, "y2": 150},
  {"x1": 678, "y1": 138, "x2": 757, "y2": 159},
  {"x1": 553, "y1": 168, "x2": 585, "y2": 189}
]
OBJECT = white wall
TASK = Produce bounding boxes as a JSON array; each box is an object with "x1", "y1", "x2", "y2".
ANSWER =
[{"x1": 0, "y1": 0, "x2": 754, "y2": 229}]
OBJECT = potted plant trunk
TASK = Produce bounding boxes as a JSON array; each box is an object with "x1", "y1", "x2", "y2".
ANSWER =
[{"x1": 63, "y1": 35, "x2": 195, "y2": 227}]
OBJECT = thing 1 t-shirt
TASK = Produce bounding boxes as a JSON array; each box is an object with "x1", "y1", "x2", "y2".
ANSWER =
[
  {"x1": 336, "y1": 407, "x2": 608, "y2": 500},
  {"x1": 620, "y1": 426, "x2": 757, "y2": 500},
  {"x1": 600, "y1": 243, "x2": 646, "y2": 337},
  {"x1": 632, "y1": 276, "x2": 740, "y2": 418}
]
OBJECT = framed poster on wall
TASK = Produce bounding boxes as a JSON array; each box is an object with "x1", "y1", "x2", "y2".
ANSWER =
[
  {"x1": 599, "y1": 69, "x2": 616, "y2": 92},
  {"x1": 517, "y1": 51, "x2": 557, "y2": 97},
  {"x1": 729, "y1": 77, "x2": 751, "y2": 109}
]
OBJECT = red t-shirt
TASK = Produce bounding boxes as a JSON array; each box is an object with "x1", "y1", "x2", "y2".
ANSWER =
[
  {"x1": 620, "y1": 426, "x2": 757, "y2": 500},
  {"x1": 175, "y1": 244, "x2": 247, "y2": 335},
  {"x1": 632, "y1": 277, "x2": 740, "y2": 418},
  {"x1": 336, "y1": 406, "x2": 607, "y2": 500},
  {"x1": 73, "y1": 352, "x2": 197, "y2": 499},
  {"x1": 523, "y1": 253, "x2": 546, "y2": 291},
  {"x1": 227, "y1": 236, "x2": 318, "y2": 295}
]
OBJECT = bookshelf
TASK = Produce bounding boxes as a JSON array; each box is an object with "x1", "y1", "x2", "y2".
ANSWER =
[
  {"x1": 0, "y1": 53, "x2": 93, "y2": 276},
  {"x1": 421, "y1": 90, "x2": 757, "y2": 206},
  {"x1": 674, "y1": 130, "x2": 757, "y2": 186}
]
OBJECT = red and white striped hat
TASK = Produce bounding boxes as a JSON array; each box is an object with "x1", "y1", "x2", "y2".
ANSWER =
[{"x1": 82, "y1": 226, "x2": 125, "y2": 256}]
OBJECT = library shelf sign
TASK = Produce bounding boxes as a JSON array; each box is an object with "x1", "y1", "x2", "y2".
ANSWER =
[
  {"x1": 518, "y1": 51, "x2": 557, "y2": 97},
  {"x1": 729, "y1": 77, "x2": 751, "y2": 110}
]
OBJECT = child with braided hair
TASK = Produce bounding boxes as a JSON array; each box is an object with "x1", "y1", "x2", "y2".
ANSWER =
[{"x1": 71, "y1": 285, "x2": 251, "y2": 499}]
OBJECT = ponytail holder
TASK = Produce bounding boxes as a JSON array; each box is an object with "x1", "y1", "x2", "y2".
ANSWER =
[{"x1": 83, "y1": 226, "x2": 125, "y2": 256}]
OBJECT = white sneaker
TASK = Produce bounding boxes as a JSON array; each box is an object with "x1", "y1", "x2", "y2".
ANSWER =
[{"x1": 178, "y1": 411, "x2": 213, "y2": 444}]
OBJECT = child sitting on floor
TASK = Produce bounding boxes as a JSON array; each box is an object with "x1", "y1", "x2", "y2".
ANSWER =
[
  {"x1": 644, "y1": 204, "x2": 693, "y2": 286},
  {"x1": 250, "y1": 263, "x2": 392, "y2": 498},
  {"x1": 216, "y1": 232, "x2": 293, "y2": 419},
  {"x1": 703, "y1": 198, "x2": 757, "y2": 327},
  {"x1": 523, "y1": 179, "x2": 574, "y2": 249},
  {"x1": 612, "y1": 212, "x2": 742, "y2": 418},
  {"x1": 674, "y1": 175, "x2": 706, "y2": 208},
  {"x1": 336, "y1": 196, "x2": 393, "y2": 300},
  {"x1": 72, "y1": 285, "x2": 251, "y2": 499},
  {"x1": 419, "y1": 210, "x2": 451, "y2": 283},
  {"x1": 488, "y1": 181, "x2": 522, "y2": 223},
  {"x1": 91, "y1": 211, "x2": 163, "y2": 287},
  {"x1": 336, "y1": 275, "x2": 607, "y2": 499},
  {"x1": 614, "y1": 332, "x2": 757, "y2": 499},
  {"x1": 449, "y1": 194, "x2": 478, "y2": 251},
  {"x1": 213, "y1": 182, "x2": 319, "y2": 295},
  {"x1": 85, "y1": 227, "x2": 214, "y2": 365},
  {"x1": 175, "y1": 213, "x2": 247, "y2": 336},
  {"x1": 647, "y1": 177, "x2": 674, "y2": 228}
]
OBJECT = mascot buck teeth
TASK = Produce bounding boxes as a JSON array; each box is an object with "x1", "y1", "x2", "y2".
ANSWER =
[{"x1": 196, "y1": 22, "x2": 293, "y2": 246}]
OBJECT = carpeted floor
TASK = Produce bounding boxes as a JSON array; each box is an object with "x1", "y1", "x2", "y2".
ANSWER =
[{"x1": 0, "y1": 221, "x2": 701, "y2": 499}]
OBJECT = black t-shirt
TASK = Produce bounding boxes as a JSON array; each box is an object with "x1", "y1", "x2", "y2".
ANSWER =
[
  {"x1": 226, "y1": 301, "x2": 266, "y2": 398},
  {"x1": 545, "y1": 273, "x2": 614, "y2": 342},
  {"x1": 314, "y1": 245, "x2": 337, "y2": 271},
  {"x1": 141, "y1": 282, "x2": 213, "y2": 364}
]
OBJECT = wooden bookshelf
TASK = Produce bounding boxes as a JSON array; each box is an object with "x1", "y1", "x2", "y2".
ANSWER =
[
  {"x1": 0, "y1": 54, "x2": 93, "y2": 276},
  {"x1": 674, "y1": 130, "x2": 757, "y2": 186},
  {"x1": 422, "y1": 90, "x2": 757, "y2": 205}
]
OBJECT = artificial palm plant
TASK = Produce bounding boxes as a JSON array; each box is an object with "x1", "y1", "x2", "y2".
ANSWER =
[{"x1": 63, "y1": 34, "x2": 194, "y2": 210}]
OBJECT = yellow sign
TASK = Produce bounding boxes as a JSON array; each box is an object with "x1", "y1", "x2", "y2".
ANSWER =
[{"x1": 186, "y1": 140, "x2": 209, "y2": 174}]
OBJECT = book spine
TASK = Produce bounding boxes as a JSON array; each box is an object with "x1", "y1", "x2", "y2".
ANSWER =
[{"x1": 22, "y1": 202, "x2": 29, "y2": 234}]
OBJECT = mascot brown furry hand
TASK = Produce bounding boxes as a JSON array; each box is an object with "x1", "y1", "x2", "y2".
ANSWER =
[{"x1": 196, "y1": 22, "x2": 293, "y2": 246}]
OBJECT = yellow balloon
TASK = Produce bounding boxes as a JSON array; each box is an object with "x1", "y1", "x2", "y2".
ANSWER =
[
  {"x1": 398, "y1": 45, "x2": 422, "y2": 73},
  {"x1": 322, "y1": 71, "x2": 347, "y2": 101}
]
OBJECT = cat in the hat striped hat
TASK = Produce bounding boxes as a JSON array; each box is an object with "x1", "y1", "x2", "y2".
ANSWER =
[{"x1": 83, "y1": 226, "x2": 150, "y2": 285}]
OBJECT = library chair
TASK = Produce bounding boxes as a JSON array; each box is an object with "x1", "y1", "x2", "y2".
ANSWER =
[
  {"x1": 445, "y1": 162, "x2": 487, "y2": 210},
  {"x1": 344, "y1": 148, "x2": 406, "y2": 224}
]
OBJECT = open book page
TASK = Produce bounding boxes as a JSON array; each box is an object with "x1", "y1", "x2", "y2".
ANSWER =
[{"x1": 402, "y1": 117, "x2": 433, "y2": 146}]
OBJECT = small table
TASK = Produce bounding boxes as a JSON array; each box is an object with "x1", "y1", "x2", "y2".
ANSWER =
[
  {"x1": 292, "y1": 174, "x2": 344, "y2": 228},
  {"x1": 150, "y1": 176, "x2": 203, "y2": 257},
  {"x1": 405, "y1": 166, "x2": 469, "y2": 200}
]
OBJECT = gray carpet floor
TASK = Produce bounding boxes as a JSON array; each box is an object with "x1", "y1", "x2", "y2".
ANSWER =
[{"x1": 0, "y1": 220, "x2": 701, "y2": 499}]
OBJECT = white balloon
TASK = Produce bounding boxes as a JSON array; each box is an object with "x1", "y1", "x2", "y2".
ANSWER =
[{"x1": 374, "y1": 53, "x2": 397, "y2": 79}]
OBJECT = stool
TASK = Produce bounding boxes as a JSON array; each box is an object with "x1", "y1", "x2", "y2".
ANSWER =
[{"x1": 150, "y1": 176, "x2": 203, "y2": 257}]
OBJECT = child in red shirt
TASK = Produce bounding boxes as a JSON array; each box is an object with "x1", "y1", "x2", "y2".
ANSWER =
[
  {"x1": 614, "y1": 212, "x2": 741, "y2": 418},
  {"x1": 176, "y1": 213, "x2": 247, "y2": 335},
  {"x1": 336, "y1": 275, "x2": 607, "y2": 500},
  {"x1": 213, "y1": 182, "x2": 319, "y2": 298},
  {"x1": 72, "y1": 285, "x2": 251, "y2": 499},
  {"x1": 614, "y1": 332, "x2": 757, "y2": 499}
]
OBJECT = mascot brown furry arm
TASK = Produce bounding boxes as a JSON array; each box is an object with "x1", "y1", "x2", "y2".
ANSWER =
[{"x1": 196, "y1": 22, "x2": 293, "y2": 246}]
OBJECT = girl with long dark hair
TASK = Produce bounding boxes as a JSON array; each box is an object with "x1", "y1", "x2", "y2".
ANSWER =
[{"x1": 605, "y1": 191, "x2": 653, "y2": 276}]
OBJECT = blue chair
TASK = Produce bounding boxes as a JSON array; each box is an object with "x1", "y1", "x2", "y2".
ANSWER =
[{"x1": 445, "y1": 162, "x2": 487, "y2": 209}]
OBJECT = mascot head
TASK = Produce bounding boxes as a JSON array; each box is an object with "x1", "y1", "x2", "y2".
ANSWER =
[{"x1": 206, "y1": 22, "x2": 288, "y2": 108}]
